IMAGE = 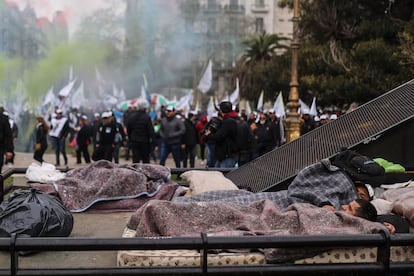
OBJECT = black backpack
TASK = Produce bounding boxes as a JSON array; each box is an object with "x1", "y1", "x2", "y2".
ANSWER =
[{"x1": 332, "y1": 149, "x2": 385, "y2": 187}]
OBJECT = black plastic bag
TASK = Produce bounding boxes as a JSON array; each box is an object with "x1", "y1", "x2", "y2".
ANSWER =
[{"x1": 0, "y1": 189, "x2": 73, "y2": 238}]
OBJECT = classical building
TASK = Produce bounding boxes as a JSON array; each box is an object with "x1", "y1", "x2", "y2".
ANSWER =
[{"x1": 195, "y1": 0, "x2": 293, "y2": 99}]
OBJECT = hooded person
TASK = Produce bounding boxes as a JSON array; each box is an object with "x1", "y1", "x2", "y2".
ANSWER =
[{"x1": 202, "y1": 101, "x2": 239, "y2": 168}]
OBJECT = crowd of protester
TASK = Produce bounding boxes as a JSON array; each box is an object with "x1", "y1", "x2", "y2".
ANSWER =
[{"x1": 1, "y1": 101, "x2": 344, "y2": 171}]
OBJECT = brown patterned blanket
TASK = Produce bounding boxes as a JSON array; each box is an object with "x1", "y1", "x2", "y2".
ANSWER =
[
  {"x1": 128, "y1": 200, "x2": 387, "y2": 263},
  {"x1": 30, "y1": 160, "x2": 177, "y2": 212}
]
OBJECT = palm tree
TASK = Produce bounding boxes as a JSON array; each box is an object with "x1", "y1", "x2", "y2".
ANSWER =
[
  {"x1": 241, "y1": 32, "x2": 289, "y2": 64},
  {"x1": 235, "y1": 32, "x2": 289, "y2": 103}
]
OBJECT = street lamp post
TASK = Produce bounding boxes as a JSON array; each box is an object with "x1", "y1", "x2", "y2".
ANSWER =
[{"x1": 284, "y1": 0, "x2": 301, "y2": 143}]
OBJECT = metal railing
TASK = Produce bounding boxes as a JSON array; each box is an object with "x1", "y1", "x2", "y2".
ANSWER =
[
  {"x1": 1, "y1": 168, "x2": 414, "y2": 275},
  {"x1": 0, "y1": 231, "x2": 414, "y2": 275}
]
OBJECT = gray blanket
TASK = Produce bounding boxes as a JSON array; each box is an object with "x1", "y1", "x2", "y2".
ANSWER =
[
  {"x1": 128, "y1": 199, "x2": 387, "y2": 263},
  {"x1": 174, "y1": 160, "x2": 357, "y2": 211},
  {"x1": 38, "y1": 160, "x2": 172, "y2": 212}
]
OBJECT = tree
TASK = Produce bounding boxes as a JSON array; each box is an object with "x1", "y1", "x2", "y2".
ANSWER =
[
  {"x1": 296, "y1": 0, "x2": 414, "y2": 107},
  {"x1": 234, "y1": 32, "x2": 289, "y2": 105}
]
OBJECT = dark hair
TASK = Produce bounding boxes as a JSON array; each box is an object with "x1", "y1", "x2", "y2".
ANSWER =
[
  {"x1": 219, "y1": 101, "x2": 232, "y2": 113},
  {"x1": 354, "y1": 198, "x2": 377, "y2": 221}
]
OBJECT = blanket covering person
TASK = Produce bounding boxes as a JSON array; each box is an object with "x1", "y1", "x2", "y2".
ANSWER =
[
  {"x1": 31, "y1": 160, "x2": 172, "y2": 212},
  {"x1": 174, "y1": 160, "x2": 358, "y2": 211},
  {"x1": 127, "y1": 200, "x2": 387, "y2": 263}
]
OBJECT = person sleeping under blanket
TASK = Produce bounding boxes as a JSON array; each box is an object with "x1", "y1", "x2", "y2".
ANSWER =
[{"x1": 174, "y1": 159, "x2": 403, "y2": 233}]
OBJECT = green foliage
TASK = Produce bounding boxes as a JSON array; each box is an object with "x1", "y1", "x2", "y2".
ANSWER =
[
  {"x1": 297, "y1": 0, "x2": 414, "y2": 107},
  {"x1": 235, "y1": 32, "x2": 290, "y2": 105}
]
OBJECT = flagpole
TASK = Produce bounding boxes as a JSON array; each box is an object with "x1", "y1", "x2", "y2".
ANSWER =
[
  {"x1": 193, "y1": 61, "x2": 198, "y2": 110},
  {"x1": 284, "y1": 0, "x2": 301, "y2": 143}
]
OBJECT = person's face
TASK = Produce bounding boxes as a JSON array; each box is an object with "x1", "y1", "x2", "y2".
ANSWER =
[
  {"x1": 102, "y1": 117, "x2": 110, "y2": 124},
  {"x1": 341, "y1": 200, "x2": 360, "y2": 216},
  {"x1": 166, "y1": 110, "x2": 175, "y2": 118},
  {"x1": 356, "y1": 186, "x2": 370, "y2": 201},
  {"x1": 259, "y1": 113, "x2": 266, "y2": 121}
]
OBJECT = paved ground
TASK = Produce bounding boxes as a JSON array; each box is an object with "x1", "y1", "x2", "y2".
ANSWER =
[{"x1": 0, "y1": 151, "x2": 205, "y2": 271}]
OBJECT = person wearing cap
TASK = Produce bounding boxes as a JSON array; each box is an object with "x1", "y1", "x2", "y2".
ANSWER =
[
  {"x1": 48, "y1": 109, "x2": 70, "y2": 166},
  {"x1": 126, "y1": 100, "x2": 155, "y2": 164},
  {"x1": 0, "y1": 107, "x2": 13, "y2": 172},
  {"x1": 158, "y1": 106, "x2": 186, "y2": 167},
  {"x1": 75, "y1": 115, "x2": 92, "y2": 164},
  {"x1": 267, "y1": 109, "x2": 282, "y2": 147},
  {"x1": 91, "y1": 112, "x2": 101, "y2": 151},
  {"x1": 300, "y1": 112, "x2": 316, "y2": 135},
  {"x1": 202, "y1": 101, "x2": 239, "y2": 168},
  {"x1": 93, "y1": 111, "x2": 118, "y2": 162}
]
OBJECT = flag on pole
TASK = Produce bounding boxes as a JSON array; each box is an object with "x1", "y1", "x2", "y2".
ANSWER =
[
  {"x1": 273, "y1": 91, "x2": 285, "y2": 118},
  {"x1": 310, "y1": 97, "x2": 318, "y2": 116},
  {"x1": 69, "y1": 66, "x2": 73, "y2": 81},
  {"x1": 229, "y1": 78, "x2": 239, "y2": 106},
  {"x1": 256, "y1": 90, "x2": 264, "y2": 111},
  {"x1": 140, "y1": 85, "x2": 149, "y2": 103},
  {"x1": 299, "y1": 99, "x2": 310, "y2": 114},
  {"x1": 58, "y1": 78, "x2": 77, "y2": 97},
  {"x1": 197, "y1": 59, "x2": 212, "y2": 94},
  {"x1": 176, "y1": 93, "x2": 192, "y2": 113},
  {"x1": 71, "y1": 81, "x2": 86, "y2": 109},
  {"x1": 207, "y1": 96, "x2": 216, "y2": 120},
  {"x1": 143, "y1": 74, "x2": 148, "y2": 88},
  {"x1": 246, "y1": 100, "x2": 252, "y2": 115},
  {"x1": 42, "y1": 86, "x2": 55, "y2": 107}
]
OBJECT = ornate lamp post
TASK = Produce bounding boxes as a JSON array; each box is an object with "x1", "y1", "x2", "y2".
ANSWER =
[{"x1": 284, "y1": 0, "x2": 301, "y2": 142}]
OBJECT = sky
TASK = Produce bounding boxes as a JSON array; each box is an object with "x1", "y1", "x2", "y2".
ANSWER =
[{"x1": 12, "y1": 0, "x2": 121, "y2": 35}]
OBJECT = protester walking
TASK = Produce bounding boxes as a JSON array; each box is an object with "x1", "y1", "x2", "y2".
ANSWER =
[
  {"x1": 126, "y1": 100, "x2": 155, "y2": 164},
  {"x1": 48, "y1": 109, "x2": 70, "y2": 166},
  {"x1": 75, "y1": 115, "x2": 92, "y2": 164},
  {"x1": 158, "y1": 106, "x2": 185, "y2": 168},
  {"x1": 33, "y1": 116, "x2": 49, "y2": 163},
  {"x1": 93, "y1": 111, "x2": 117, "y2": 162}
]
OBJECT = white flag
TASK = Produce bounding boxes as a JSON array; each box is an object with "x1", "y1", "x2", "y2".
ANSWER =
[
  {"x1": 176, "y1": 93, "x2": 192, "y2": 113},
  {"x1": 71, "y1": 81, "x2": 86, "y2": 109},
  {"x1": 42, "y1": 86, "x2": 55, "y2": 107},
  {"x1": 140, "y1": 85, "x2": 148, "y2": 102},
  {"x1": 310, "y1": 97, "x2": 317, "y2": 116},
  {"x1": 197, "y1": 60, "x2": 212, "y2": 93},
  {"x1": 256, "y1": 90, "x2": 264, "y2": 111},
  {"x1": 207, "y1": 96, "x2": 216, "y2": 120},
  {"x1": 229, "y1": 78, "x2": 239, "y2": 106},
  {"x1": 69, "y1": 65, "x2": 73, "y2": 81},
  {"x1": 299, "y1": 99, "x2": 310, "y2": 114},
  {"x1": 58, "y1": 78, "x2": 76, "y2": 97},
  {"x1": 273, "y1": 92, "x2": 285, "y2": 118}
]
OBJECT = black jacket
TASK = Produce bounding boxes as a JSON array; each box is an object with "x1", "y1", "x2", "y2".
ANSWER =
[
  {"x1": 182, "y1": 118, "x2": 198, "y2": 146},
  {"x1": 204, "y1": 117, "x2": 238, "y2": 161},
  {"x1": 0, "y1": 114, "x2": 13, "y2": 152},
  {"x1": 126, "y1": 110, "x2": 155, "y2": 144}
]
